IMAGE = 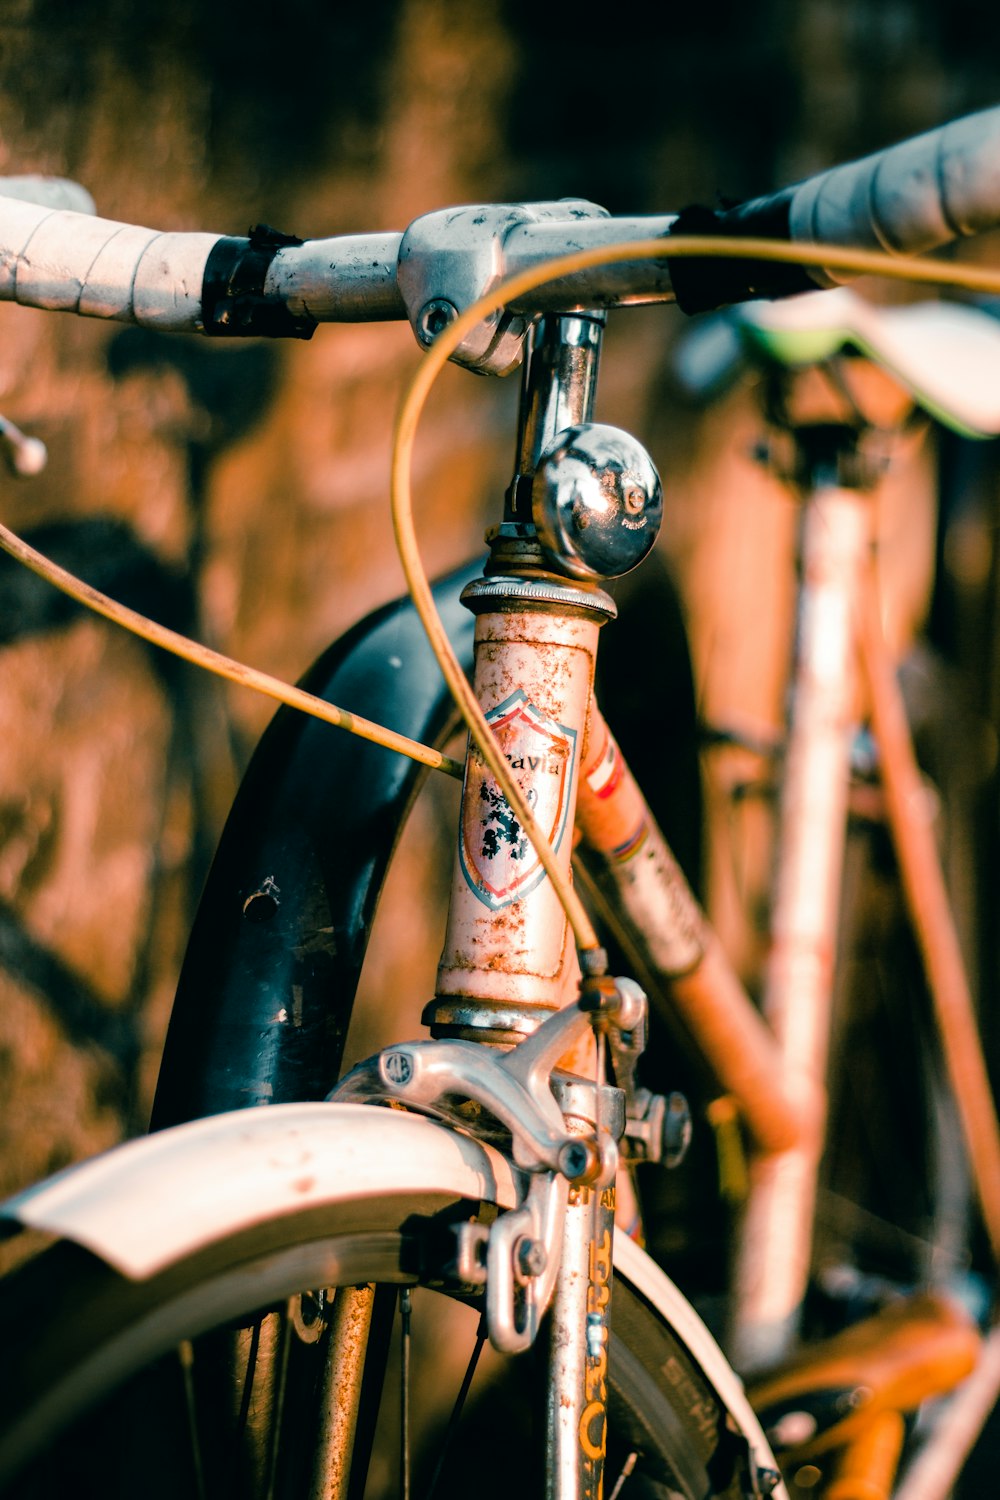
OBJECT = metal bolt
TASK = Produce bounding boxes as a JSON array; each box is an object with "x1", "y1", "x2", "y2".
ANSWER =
[
  {"x1": 663, "y1": 1092, "x2": 692, "y2": 1168},
  {"x1": 416, "y1": 298, "x2": 459, "y2": 347},
  {"x1": 515, "y1": 1236, "x2": 547, "y2": 1280},
  {"x1": 558, "y1": 1138, "x2": 598, "y2": 1183}
]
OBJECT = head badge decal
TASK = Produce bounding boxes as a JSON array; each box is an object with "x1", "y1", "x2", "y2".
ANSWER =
[{"x1": 460, "y1": 689, "x2": 578, "y2": 910}]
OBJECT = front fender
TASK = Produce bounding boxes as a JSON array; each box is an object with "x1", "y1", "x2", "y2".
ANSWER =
[
  {"x1": 2, "y1": 1102, "x2": 520, "y2": 1279},
  {"x1": 1, "y1": 1101, "x2": 782, "y2": 1492},
  {"x1": 151, "y1": 560, "x2": 481, "y2": 1127}
]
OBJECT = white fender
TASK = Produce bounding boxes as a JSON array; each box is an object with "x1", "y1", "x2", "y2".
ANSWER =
[{"x1": 2, "y1": 1103, "x2": 521, "y2": 1278}]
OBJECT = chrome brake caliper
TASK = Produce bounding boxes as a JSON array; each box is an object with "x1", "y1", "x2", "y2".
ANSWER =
[{"x1": 329, "y1": 978, "x2": 646, "y2": 1352}]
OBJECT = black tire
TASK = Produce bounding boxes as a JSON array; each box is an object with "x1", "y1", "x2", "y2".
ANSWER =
[{"x1": 0, "y1": 1187, "x2": 762, "y2": 1500}]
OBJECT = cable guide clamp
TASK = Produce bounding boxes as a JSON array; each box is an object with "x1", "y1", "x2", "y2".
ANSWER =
[{"x1": 202, "y1": 223, "x2": 317, "y2": 339}]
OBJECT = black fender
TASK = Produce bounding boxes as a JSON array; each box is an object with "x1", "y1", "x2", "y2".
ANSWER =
[{"x1": 151, "y1": 559, "x2": 482, "y2": 1126}]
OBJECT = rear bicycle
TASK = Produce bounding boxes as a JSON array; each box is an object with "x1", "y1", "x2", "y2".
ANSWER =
[{"x1": 677, "y1": 288, "x2": 1000, "y2": 1491}]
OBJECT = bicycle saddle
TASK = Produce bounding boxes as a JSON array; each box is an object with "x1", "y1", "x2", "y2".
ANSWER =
[
  {"x1": 675, "y1": 286, "x2": 1000, "y2": 438},
  {"x1": 747, "y1": 1292, "x2": 980, "y2": 1462}
]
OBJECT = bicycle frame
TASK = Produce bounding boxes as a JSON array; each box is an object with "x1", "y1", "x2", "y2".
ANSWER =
[{"x1": 723, "y1": 400, "x2": 1000, "y2": 1379}]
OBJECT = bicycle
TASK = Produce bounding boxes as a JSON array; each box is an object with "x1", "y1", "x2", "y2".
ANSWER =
[
  {"x1": 1, "y1": 106, "x2": 1000, "y2": 1500},
  {"x1": 671, "y1": 284, "x2": 1000, "y2": 1492}
]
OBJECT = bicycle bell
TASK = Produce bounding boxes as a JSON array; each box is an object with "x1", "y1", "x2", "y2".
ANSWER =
[{"x1": 530, "y1": 422, "x2": 662, "y2": 580}]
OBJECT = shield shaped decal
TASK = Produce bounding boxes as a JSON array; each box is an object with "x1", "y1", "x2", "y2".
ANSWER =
[{"x1": 459, "y1": 688, "x2": 578, "y2": 910}]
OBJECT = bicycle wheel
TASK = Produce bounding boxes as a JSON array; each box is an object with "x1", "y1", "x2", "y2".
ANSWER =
[{"x1": 0, "y1": 1106, "x2": 777, "y2": 1500}]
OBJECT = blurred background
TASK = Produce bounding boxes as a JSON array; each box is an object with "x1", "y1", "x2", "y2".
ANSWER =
[{"x1": 1, "y1": 0, "x2": 1000, "y2": 1213}]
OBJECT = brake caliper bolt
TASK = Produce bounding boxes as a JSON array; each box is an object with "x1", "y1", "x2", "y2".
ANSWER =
[
  {"x1": 515, "y1": 1236, "x2": 547, "y2": 1280},
  {"x1": 558, "y1": 1138, "x2": 600, "y2": 1183}
]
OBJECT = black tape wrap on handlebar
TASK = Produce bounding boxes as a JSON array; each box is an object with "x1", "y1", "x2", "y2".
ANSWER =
[
  {"x1": 202, "y1": 224, "x2": 316, "y2": 339},
  {"x1": 667, "y1": 196, "x2": 817, "y2": 315}
]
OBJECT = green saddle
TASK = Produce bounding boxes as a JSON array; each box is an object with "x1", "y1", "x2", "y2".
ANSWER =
[{"x1": 675, "y1": 286, "x2": 1000, "y2": 438}]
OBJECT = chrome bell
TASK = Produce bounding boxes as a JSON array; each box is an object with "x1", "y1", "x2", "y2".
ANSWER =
[{"x1": 530, "y1": 423, "x2": 663, "y2": 581}]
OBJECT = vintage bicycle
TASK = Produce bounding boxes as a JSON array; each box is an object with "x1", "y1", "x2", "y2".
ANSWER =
[{"x1": 2, "y1": 107, "x2": 1000, "y2": 1500}]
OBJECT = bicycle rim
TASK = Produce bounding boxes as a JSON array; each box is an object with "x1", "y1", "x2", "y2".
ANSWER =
[{"x1": 0, "y1": 1194, "x2": 762, "y2": 1499}]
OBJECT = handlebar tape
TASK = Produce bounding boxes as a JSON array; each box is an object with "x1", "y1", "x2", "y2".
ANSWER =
[
  {"x1": 669, "y1": 105, "x2": 1000, "y2": 314},
  {"x1": 0, "y1": 192, "x2": 219, "y2": 328},
  {"x1": 0, "y1": 194, "x2": 319, "y2": 336}
]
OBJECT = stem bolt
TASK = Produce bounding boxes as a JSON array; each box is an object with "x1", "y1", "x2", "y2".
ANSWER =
[{"x1": 416, "y1": 298, "x2": 459, "y2": 347}]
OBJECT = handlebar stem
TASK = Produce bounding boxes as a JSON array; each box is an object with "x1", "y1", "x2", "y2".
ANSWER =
[{"x1": 396, "y1": 200, "x2": 610, "y2": 374}]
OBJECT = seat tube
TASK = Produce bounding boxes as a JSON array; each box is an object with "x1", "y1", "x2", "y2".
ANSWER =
[{"x1": 730, "y1": 431, "x2": 876, "y2": 1373}]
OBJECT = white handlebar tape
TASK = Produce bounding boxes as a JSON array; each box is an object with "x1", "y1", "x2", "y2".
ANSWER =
[
  {"x1": 790, "y1": 105, "x2": 1000, "y2": 282},
  {"x1": 0, "y1": 195, "x2": 220, "y2": 328}
]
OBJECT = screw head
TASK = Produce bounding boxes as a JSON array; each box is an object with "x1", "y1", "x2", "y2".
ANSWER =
[
  {"x1": 416, "y1": 298, "x2": 459, "y2": 347},
  {"x1": 558, "y1": 1138, "x2": 600, "y2": 1183},
  {"x1": 514, "y1": 1236, "x2": 547, "y2": 1280}
]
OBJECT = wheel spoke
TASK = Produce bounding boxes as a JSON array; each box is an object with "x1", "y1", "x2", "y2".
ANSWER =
[
  {"x1": 178, "y1": 1339, "x2": 209, "y2": 1500},
  {"x1": 263, "y1": 1307, "x2": 292, "y2": 1500},
  {"x1": 425, "y1": 1322, "x2": 489, "y2": 1500},
  {"x1": 607, "y1": 1450, "x2": 638, "y2": 1500},
  {"x1": 400, "y1": 1287, "x2": 412, "y2": 1500}
]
